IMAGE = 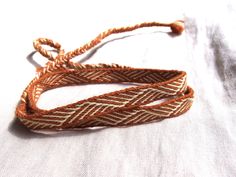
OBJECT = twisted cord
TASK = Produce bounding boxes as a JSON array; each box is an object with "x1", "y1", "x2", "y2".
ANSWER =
[{"x1": 33, "y1": 20, "x2": 184, "y2": 63}]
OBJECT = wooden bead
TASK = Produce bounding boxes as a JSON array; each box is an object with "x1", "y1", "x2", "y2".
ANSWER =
[{"x1": 170, "y1": 21, "x2": 184, "y2": 34}]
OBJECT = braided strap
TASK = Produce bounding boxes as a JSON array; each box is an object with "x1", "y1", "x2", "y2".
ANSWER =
[{"x1": 15, "y1": 20, "x2": 194, "y2": 132}]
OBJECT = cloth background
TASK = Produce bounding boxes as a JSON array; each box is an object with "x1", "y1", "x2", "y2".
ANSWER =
[{"x1": 0, "y1": 0, "x2": 236, "y2": 176}]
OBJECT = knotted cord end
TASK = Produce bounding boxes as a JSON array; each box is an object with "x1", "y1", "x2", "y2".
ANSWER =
[{"x1": 170, "y1": 20, "x2": 184, "y2": 34}]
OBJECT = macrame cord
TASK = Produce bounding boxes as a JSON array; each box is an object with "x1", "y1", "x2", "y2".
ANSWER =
[{"x1": 15, "y1": 20, "x2": 194, "y2": 132}]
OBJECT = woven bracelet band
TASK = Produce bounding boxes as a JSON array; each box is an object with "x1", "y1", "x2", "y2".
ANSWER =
[{"x1": 15, "y1": 20, "x2": 194, "y2": 132}]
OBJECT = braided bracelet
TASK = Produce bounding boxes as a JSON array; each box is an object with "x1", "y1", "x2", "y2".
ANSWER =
[{"x1": 15, "y1": 20, "x2": 194, "y2": 133}]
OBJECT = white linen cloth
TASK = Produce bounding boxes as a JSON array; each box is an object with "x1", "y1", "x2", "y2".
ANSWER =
[{"x1": 0, "y1": 0, "x2": 235, "y2": 176}]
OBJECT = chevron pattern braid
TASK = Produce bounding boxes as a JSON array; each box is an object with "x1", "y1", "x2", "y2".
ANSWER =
[{"x1": 15, "y1": 20, "x2": 194, "y2": 133}]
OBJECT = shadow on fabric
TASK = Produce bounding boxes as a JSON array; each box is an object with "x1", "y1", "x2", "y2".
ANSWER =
[{"x1": 8, "y1": 117, "x2": 108, "y2": 139}]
